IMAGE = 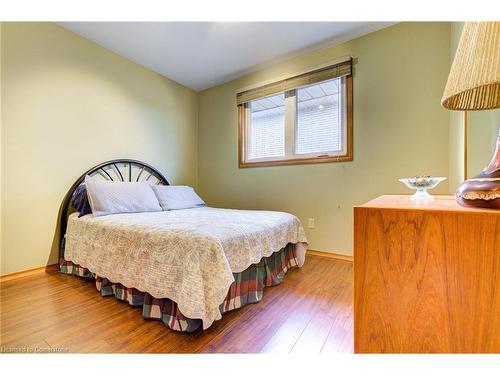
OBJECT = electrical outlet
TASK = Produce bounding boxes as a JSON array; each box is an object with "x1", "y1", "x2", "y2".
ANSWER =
[{"x1": 308, "y1": 218, "x2": 315, "y2": 229}]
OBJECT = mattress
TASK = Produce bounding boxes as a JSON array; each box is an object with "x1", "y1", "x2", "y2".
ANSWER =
[{"x1": 64, "y1": 207, "x2": 308, "y2": 328}]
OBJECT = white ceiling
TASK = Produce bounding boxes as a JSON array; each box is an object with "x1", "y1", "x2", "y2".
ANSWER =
[{"x1": 58, "y1": 22, "x2": 394, "y2": 91}]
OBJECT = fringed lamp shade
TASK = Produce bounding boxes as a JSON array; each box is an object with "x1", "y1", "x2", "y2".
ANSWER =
[
  {"x1": 443, "y1": 22, "x2": 500, "y2": 209},
  {"x1": 441, "y1": 22, "x2": 500, "y2": 111}
]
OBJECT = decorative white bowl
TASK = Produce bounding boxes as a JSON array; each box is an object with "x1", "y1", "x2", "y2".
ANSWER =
[{"x1": 399, "y1": 176, "x2": 447, "y2": 199}]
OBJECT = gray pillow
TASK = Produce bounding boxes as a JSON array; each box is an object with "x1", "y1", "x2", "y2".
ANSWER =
[
  {"x1": 152, "y1": 185, "x2": 206, "y2": 210},
  {"x1": 85, "y1": 175, "x2": 162, "y2": 217}
]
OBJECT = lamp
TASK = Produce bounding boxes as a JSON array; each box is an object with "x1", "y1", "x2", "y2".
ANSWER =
[{"x1": 442, "y1": 22, "x2": 500, "y2": 209}]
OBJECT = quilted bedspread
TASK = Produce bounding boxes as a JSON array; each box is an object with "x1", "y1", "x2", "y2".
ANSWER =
[{"x1": 64, "y1": 207, "x2": 308, "y2": 328}]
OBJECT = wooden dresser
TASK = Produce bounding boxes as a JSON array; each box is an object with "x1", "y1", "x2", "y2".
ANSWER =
[{"x1": 354, "y1": 195, "x2": 500, "y2": 353}]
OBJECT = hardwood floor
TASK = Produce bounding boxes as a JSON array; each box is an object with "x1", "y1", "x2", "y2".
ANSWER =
[{"x1": 0, "y1": 254, "x2": 353, "y2": 353}]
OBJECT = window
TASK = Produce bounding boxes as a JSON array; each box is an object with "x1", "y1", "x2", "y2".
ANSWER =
[
  {"x1": 249, "y1": 93, "x2": 285, "y2": 159},
  {"x1": 296, "y1": 80, "x2": 343, "y2": 155},
  {"x1": 237, "y1": 59, "x2": 352, "y2": 167}
]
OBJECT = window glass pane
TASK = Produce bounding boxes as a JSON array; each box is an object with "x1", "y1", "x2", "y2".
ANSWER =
[
  {"x1": 248, "y1": 93, "x2": 285, "y2": 159},
  {"x1": 296, "y1": 78, "x2": 342, "y2": 154}
]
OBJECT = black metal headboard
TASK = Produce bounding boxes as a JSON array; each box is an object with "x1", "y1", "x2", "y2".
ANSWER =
[{"x1": 59, "y1": 159, "x2": 169, "y2": 259}]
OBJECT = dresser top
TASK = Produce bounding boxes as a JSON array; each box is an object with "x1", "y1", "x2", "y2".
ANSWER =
[{"x1": 357, "y1": 195, "x2": 499, "y2": 214}]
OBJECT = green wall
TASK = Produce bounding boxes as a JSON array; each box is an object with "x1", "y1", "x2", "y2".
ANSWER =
[
  {"x1": 1, "y1": 23, "x2": 199, "y2": 275},
  {"x1": 468, "y1": 110, "x2": 500, "y2": 176},
  {"x1": 448, "y1": 22, "x2": 466, "y2": 190},
  {"x1": 4, "y1": 21, "x2": 488, "y2": 272},
  {"x1": 198, "y1": 22, "x2": 452, "y2": 255}
]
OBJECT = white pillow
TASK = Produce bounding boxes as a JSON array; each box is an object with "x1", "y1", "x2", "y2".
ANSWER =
[
  {"x1": 85, "y1": 175, "x2": 162, "y2": 217},
  {"x1": 152, "y1": 185, "x2": 206, "y2": 210}
]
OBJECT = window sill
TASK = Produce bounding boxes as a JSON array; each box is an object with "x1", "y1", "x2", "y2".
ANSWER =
[{"x1": 239, "y1": 154, "x2": 353, "y2": 168}]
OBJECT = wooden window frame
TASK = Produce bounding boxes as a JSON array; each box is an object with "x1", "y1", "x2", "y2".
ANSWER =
[{"x1": 238, "y1": 75, "x2": 353, "y2": 168}]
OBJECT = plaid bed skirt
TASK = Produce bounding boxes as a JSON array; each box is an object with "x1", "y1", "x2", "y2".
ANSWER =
[{"x1": 59, "y1": 243, "x2": 299, "y2": 332}]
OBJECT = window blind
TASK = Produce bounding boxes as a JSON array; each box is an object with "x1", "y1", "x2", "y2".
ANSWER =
[
  {"x1": 248, "y1": 93, "x2": 285, "y2": 159},
  {"x1": 296, "y1": 79, "x2": 342, "y2": 154},
  {"x1": 236, "y1": 57, "x2": 352, "y2": 105}
]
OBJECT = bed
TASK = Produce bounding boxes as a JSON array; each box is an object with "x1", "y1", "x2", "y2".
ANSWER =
[{"x1": 59, "y1": 159, "x2": 308, "y2": 332}]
